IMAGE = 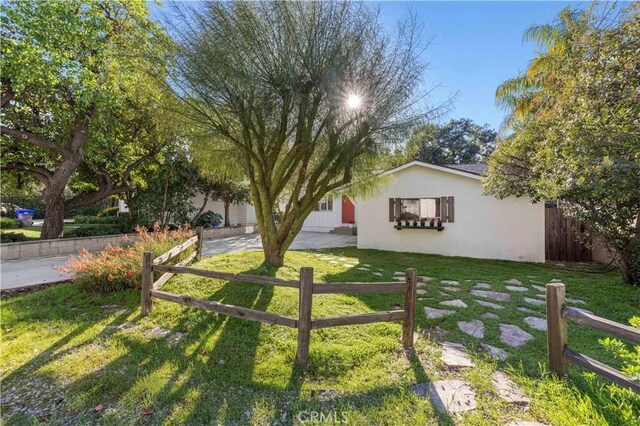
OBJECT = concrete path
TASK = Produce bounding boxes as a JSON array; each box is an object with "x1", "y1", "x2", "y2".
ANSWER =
[{"x1": 0, "y1": 232, "x2": 356, "y2": 291}]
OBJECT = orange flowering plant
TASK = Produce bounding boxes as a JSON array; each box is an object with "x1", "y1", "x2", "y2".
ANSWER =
[{"x1": 63, "y1": 224, "x2": 194, "y2": 294}]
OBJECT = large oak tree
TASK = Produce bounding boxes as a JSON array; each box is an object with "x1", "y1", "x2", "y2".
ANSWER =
[
  {"x1": 170, "y1": 1, "x2": 436, "y2": 266},
  {"x1": 1, "y1": 0, "x2": 176, "y2": 239}
]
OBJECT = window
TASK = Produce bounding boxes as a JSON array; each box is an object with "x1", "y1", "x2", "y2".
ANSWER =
[
  {"x1": 397, "y1": 198, "x2": 440, "y2": 220},
  {"x1": 314, "y1": 196, "x2": 333, "y2": 211},
  {"x1": 388, "y1": 197, "x2": 454, "y2": 222}
]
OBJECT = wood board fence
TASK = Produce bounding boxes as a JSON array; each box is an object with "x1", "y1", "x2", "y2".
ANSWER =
[
  {"x1": 140, "y1": 233, "x2": 417, "y2": 366},
  {"x1": 546, "y1": 283, "x2": 640, "y2": 394},
  {"x1": 545, "y1": 207, "x2": 592, "y2": 262}
]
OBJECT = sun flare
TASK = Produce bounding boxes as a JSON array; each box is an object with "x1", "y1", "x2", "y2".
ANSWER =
[{"x1": 346, "y1": 94, "x2": 362, "y2": 109}]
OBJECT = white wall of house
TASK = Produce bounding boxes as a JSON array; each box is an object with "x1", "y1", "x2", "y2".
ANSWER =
[
  {"x1": 190, "y1": 193, "x2": 256, "y2": 226},
  {"x1": 356, "y1": 163, "x2": 545, "y2": 262},
  {"x1": 301, "y1": 198, "x2": 343, "y2": 233}
]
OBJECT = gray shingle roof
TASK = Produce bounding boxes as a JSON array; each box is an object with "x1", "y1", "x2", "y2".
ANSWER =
[{"x1": 442, "y1": 163, "x2": 488, "y2": 176}]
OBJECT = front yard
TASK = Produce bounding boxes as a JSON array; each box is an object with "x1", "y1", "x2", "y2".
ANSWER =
[{"x1": 1, "y1": 249, "x2": 638, "y2": 425}]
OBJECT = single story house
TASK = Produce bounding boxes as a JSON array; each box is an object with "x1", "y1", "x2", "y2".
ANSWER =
[
  {"x1": 356, "y1": 161, "x2": 545, "y2": 262},
  {"x1": 280, "y1": 195, "x2": 356, "y2": 234}
]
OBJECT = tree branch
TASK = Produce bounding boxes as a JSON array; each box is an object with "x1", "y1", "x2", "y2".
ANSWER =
[
  {"x1": 4, "y1": 162, "x2": 53, "y2": 183},
  {"x1": 1, "y1": 81, "x2": 14, "y2": 108},
  {"x1": 1, "y1": 126, "x2": 72, "y2": 158}
]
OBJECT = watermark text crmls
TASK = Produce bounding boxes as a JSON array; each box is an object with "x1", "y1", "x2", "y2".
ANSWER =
[{"x1": 297, "y1": 410, "x2": 348, "y2": 423}]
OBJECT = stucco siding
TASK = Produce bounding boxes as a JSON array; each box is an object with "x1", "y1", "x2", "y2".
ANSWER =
[
  {"x1": 190, "y1": 193, "x2": 256, "y2": 226},
  {"x1": 301, "y1": 199, "x2": 343, "y2": 232},
  {"x1": 356, "y1": 165, "x2": 545, "y2": 262}
]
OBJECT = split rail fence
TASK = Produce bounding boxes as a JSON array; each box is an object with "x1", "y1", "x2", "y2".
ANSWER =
[
  {"x1": 546, "y1": 283, "x2": 640, "y2": 394},
  {"x1": 140, "y1": 232, "x2": 417, "y2": 365}
]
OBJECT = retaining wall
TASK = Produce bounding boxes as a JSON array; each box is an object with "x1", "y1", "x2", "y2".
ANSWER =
[{"x1": 1, "y1": 226, "x2": 258, "y2": 260}]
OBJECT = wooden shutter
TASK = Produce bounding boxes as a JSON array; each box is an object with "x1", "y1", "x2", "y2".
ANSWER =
[
  {"x1": 440, "y1": 196, "x2": 448, "y2": 222},
  {"x1": 447, "y1": 196, "x2": 454, "y2": 222},
  {"x1": 388, "y1": 199, "x2": 394, "y2": 221}
]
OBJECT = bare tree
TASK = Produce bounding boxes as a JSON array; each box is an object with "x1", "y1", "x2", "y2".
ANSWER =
[{"x1": 170, "y1": 1, "x2": 438, "y2": 266}]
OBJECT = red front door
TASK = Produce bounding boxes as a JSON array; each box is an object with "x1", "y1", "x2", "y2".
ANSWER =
[{"x1": 341, "y1": 195, "x2": 355, "y2": 223}]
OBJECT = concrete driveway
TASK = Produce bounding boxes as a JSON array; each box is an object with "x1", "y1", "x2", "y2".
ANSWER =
[{"x1": 0, "y1": 232, "x2": 356, "y2": 291}]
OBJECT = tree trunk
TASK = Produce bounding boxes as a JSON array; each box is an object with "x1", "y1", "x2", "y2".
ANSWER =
[
  {"x1": 40, "y1": 189, "x2": 65, "y2": 240},
  {"x1": 263, "y1": 235, "x2": 285, "y2": 267},
  {"x1": 224, "y1": 199, "x2": 230, "y2": 227},
  {"x1": 619, "y1": 214, "x2": 640, "y2": 286},
  {"x1": 190, "y1": 191, "x2": 210, "y2": 227}
]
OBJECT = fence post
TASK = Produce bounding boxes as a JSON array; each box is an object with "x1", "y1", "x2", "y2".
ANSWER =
[
  {"x1": 141, "y1": 251, "x2": 154, "y2": 316},
  {"x1": 402, "y1": 268, "x2": 417, "y2": 350},
  {"x1": 195, "y1": 226, "x2": 204, "y2": 262},
  {"x1": 296, "y1": 267, "x2": 314, "y2": 366},
  {"x1": 547, "y1": 282, "x2": 568, "y2": 377}
]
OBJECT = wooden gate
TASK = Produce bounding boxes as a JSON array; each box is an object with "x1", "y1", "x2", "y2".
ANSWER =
[{"x1": 545, "y1": 207, "x2": 592, "y2": 262}]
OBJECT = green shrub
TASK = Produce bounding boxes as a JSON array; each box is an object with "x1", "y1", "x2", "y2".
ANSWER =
[
  {"x1": 0, "y1": 232, "x2": 31, "y2": 243},
  {"x1": 63, "y1": 225, "x2": 194, "y2": 293},
  {"x1": 72, "y1": 215, "x2": 119, "y2": 225},
  {"x1": 599, "y1": 316, "x2": 640, "y2": 381},
  {"x1": 67, "y1": 202, "x2": 107, "y2": 217},
  {"x1": 193, "y1": 211, "x2": 223, "y2": 227},
  {"x1": 0, "y1": 217, "x2": 18, "y2": 229},
  {"x1": 64, "y1": 225, "x2": 121, "y2": 238},
  {"x1": 97, "y1": 206, "x2": 119, "y2": 217},
  {"x1": 0, "y1": 193, "x2": 46, "y2": 219}
]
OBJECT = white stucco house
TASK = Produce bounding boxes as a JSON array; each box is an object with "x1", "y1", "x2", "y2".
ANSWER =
[
  {"x1": 189, "y1": 192, "x2": 257, "y2": 226},
  {"x1": 356, "y1": 161, "x2": 545, "y2": 262},
  {"x1": 279, "y1": 195, "x2": 356, "y2": 234}
]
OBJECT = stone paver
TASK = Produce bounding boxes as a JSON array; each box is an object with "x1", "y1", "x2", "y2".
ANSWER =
[
  {"x1": 533, "y1": 294, "x2": 546, "y2": 299},
  {"x1": 505, "y1": 286, "x2": 528, "y2": 292},
  {"x1": 505, "y1": 279, "x2": 523, "y2": 285},
  {"x1": 474, "y1": 283, "x2": 492, "y2": 289},
  {"x1": 417, "y1": 282, "x2": 428, "y2": 289},
  {"x1": 517, "y1": 307, "x2": 540, "y2": 316},
  {"x1": 373, "y1": 272, "x2": 383, "y2": 277},
  {"x1": 470, "y1": 289, "x2": 510, "y2": 301},
  {"x1": 500, "y1": 324, "x2": 534, "y2": 348},
  {"x1": 343, "y1": 263, "x2": 355, "y2": 268},
  {"x1": 566, "y1": 297, "x2": 587, "y2": 305},
  {"x1": 523, "y1": 317, "x2": 547, "y2": 331},
  {"x1": 458, "y1": 320, "x2": 484, "y2": 338},
  {"x1": 429, "y1": 380, "x2": 477, "y2": 414},
  {"x1": 356, "y1": 267, "x2": 369, "y2": 271},
  {"x1": 417, "y1": 289, "x2": 428, "y2": 295},
  {"x1": 531, "y1": 285, "x2": 546, "y2": 292},
  {"x1": 393, "y1": 276, "x2": 405, "y2": 281},
  {"x1": 441, "y1": 280, "x2": 460, "y2": 285},
  {"x1": 474, "y1": 299, "x2": 504, "y2": 309},
  {"x1": 442, "y1": 286, "x2": 460, "y2": 292},
  {"x1": 441, "y1": 342, "x2": 474, "y2": 368},
  {"x1": 424, "y1": 307, "x2": 455, "y2": 319},
  {"x1": 393, "y1": 271, "x2": 404, "y2": 276},
  {"x1": 492, "y1": 371, "x2": 531, "y2": 404},
  {"x1": 550, "y1": 278, "x2": 562, "y2": 283},
  {"x1": 481, "y1": 343, "x2": 509, "y2": 361},
  {"x1": 482, "y1": 312, "x2": 499, "y2": 320},
  {"x1": 420, "y1": 276, "x2": 435, "y2": 282},
  {"x1": 440, "y1": 299, "x2": 468, "y2": 308},
  {"x1": 523, "y1": 297, "x2": 545, "y2": 306}
]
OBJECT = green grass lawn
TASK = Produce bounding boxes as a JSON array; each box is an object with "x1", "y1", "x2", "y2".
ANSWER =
[{"x1": 1, "y1": 249, "x2": 639, "y2": 425}]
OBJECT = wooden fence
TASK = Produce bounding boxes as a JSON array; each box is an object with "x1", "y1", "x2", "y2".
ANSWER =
[
  {"x1": 141, "y1": 235, "x2": 417, "y2": 366},
  {"x1": 546, "y1": 283, "x2": 640, "y2": 394},
  {"x1": 545, "y1": 207, "x2": 592, "y2": 262}
]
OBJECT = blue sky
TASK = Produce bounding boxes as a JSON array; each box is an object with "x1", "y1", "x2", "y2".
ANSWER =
[
  {"x1": 376, "y1": 1, "x2": 580, "y2": 130},
  {"x1": 156, "y1": 1, "x2": 585, "y2": 131}
]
